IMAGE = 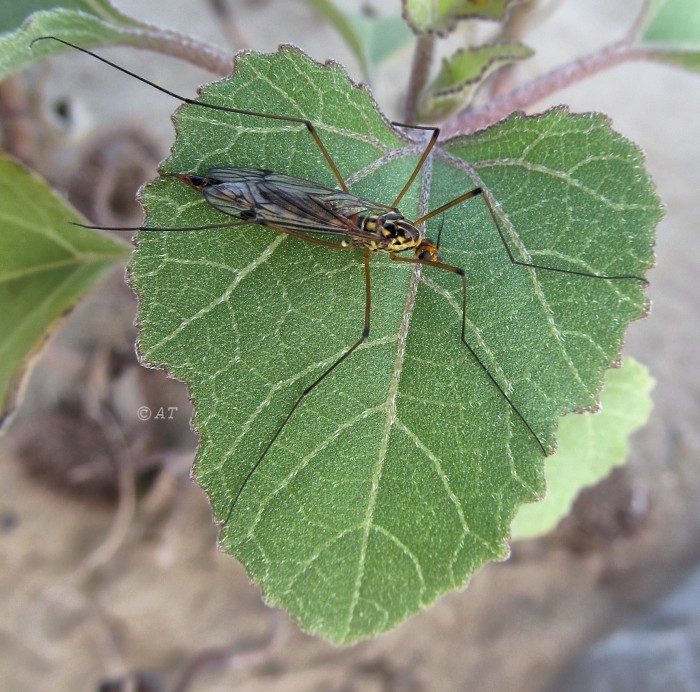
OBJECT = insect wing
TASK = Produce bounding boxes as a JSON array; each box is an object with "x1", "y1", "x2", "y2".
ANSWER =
[{"x1": 202, "y1": 168, "x2": 392, "y2": 238}]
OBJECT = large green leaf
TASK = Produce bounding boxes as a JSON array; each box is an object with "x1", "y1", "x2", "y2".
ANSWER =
[
  {"x1": 127, "y1": 48, "x2": 659, "y2": 642},
  {"x1": 0, "y1": 154, "x2": 129, "y2": 424},
  {"x1": 511, "y1": 356, "x2": 654, "y2": 540}
]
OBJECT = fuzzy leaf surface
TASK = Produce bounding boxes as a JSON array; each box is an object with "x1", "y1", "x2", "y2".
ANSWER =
[
  {"x1": 2, "y1": 6, "x2": 169, "y2": 81},
  {"x1": 129, "y1": 49, "x2": 660, "y2": 642},
  {"x1": 419, "y1": 42, "x2": 533, "y2": 121},
  {"x1": 0, "y1": 0, "x2": 138, "y2": 34}
]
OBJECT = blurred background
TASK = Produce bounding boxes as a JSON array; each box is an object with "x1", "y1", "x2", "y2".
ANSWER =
[{"x1": 2, "y1": 0, "x2": 699, "y2": 689}]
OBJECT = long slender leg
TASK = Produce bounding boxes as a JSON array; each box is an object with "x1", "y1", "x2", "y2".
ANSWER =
[
  {"x1": 30, "y1": 37, "x2": 349, "y2": 192},
  {"x1": 389, "y1": 252, "x2": 549, "y2": 455},
  {"x1": 396, "y1": 175, "x2": 646, "y2": 452},
  {"x1": 414, "y1": 187, "x2": 482, "y2": 226},
  {"x1": 72, "y1": 219, "x2": 356, "y2": 250},
  {"x1": 76, "y1": 213, "x2": 364, "y2": 522},
  {"x1": 71, "y1": 220, "x2": 247, "y2": 232},
  {"x1": 390, "y1": 123, "x2": 440, "y2": 208},
  {"x1": 223, "y1": 248, "x2": 373, "y2": 525},
  {"x1": 416, "y1": 186, "x2": 647, "y2": 283},
  {"x1": 475, "y1": 189, "x2": 648, "y2": 282}
]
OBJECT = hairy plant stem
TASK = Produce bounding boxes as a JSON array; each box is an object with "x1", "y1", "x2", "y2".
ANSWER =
[
  {"x1": 403, "y1": 34, "x2": 436, "y2": 123},
  {"x1": 444, "y1": 40, "x2": 653, "y2": 136},
  {"x1": 113, "y1": 28, "x2": 233, "y2": 76}
]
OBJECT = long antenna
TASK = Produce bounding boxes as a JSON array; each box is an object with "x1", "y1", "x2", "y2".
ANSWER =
[{"x1": 30, "y1": 36, "x2": 349, "y2": 191}]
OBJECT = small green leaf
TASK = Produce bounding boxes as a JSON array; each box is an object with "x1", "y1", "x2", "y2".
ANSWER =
[
  {"x1": 294, "y1": 0, "x2": 370, "y2": 77},
  {"x1": 403, "y1": 0, "x2": 519, "y2": 35},
  {"x1": 345, "y1": 11, "x2": 415, "y2": 71},
  {"x1": 636, "y1": 0, "x2": 700, "y2": 73},
  {"x1": 511, "y1": 357, "x2": 654, "y2": 541},
  {"x1": 0, "y1": 6, "x2": 153, "y2": 81},
  {"x1": 0, "y1": 154, "x2": 129, "y2": 424},
  {"x1": 0, "y1": 0, "x2": 140, "y2": 34},
  {"x1": 419, "y1": 42, "x2": 534, "y2": 121},
  {"x1": 283, "y1": 2, "x2": 414, "y2": 77},
  {"x1": 127, "y1": 49, "x2": 659, "y2": 642}
]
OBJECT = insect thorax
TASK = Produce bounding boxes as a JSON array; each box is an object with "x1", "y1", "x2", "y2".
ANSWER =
[{"x1": 359, "y1": 212, "x2": 423, "y2": 254}]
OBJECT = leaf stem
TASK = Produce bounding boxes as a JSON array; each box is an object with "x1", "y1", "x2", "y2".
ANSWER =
[{"x1": 443, "y1": 40, "x2": 653, "y2": 136}]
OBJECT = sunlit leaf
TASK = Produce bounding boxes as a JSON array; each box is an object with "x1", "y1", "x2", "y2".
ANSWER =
[{"x1": 511, "y1": 357, "x2": 654, "y2": 540}]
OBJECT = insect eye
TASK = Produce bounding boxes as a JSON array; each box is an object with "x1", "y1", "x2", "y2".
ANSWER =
[{"x1": 172, "y1": 173, "x2": 210, "y2": 191}]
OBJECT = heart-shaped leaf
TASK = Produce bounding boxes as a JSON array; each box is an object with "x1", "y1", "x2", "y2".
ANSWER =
[{"x1": 128, "y1": 47, "x2": 659, "y2": 642}]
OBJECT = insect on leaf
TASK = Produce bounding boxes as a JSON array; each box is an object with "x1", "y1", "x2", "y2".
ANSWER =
[{"x1": 130, "y1": 47, "x2": 660, "y2": 643}]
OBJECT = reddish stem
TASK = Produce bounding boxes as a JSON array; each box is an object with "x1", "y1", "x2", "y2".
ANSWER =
[
  {"x1": 443, "y1": 41, "x2": 653, "y2": 136},
  {"x1": 404, "y1": 34, "x2": 436, "y2": 123},
  {"x1": 102, "y1": 28, "x2": 233, "y2": 76}
]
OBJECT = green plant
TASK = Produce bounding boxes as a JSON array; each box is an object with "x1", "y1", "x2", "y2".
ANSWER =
[{"x1": 1, "y1": 0, "x2": 692, "y2": 643}]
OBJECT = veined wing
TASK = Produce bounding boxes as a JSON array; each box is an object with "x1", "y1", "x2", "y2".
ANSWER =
[{"x1": 202, "y1": 167, "x2": 394, "y2": 237}]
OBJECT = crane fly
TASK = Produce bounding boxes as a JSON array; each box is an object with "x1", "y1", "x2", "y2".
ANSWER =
[{"x1": 32, "y1": 37, "x2": 647, "y2": 527}]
